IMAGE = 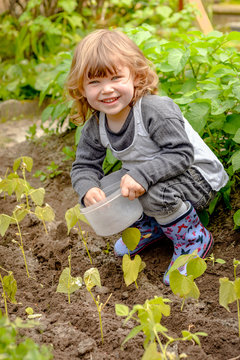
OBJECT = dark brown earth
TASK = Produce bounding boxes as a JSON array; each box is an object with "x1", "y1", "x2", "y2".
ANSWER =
[{"x1": 0, "y1": 128, "x2": 240, "y2": 360}]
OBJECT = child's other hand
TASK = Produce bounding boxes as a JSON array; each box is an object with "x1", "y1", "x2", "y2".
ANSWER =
[
  {"x1": 120, "y1": 174, "x2": 145, "y2": 200},
  {"x1": 84, "y1": 187, "x2": 106, "y2": 207}
]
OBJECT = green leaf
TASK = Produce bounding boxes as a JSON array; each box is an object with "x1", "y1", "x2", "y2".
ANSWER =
[
  {"x1": 57, "y1": 267, "x2": 82, "y2": 294},
  {"x1": 2, "y1": 272, "x2": 17, "y2": 303},
  {"x1": 122, "y1": 227, "x2": 141, "y2": 251},
  {"x1": 0, "y1": 214, "x2": 12, "y2": 236},
  {"x1": 122, "y1": 254, "x2": 142, "y2": 287},
  {"x1": 233, "y1": 209, "x2": 240, "y2": 227},
  {"x1": 65, "y1": 204, "x2": 90, "y2": 233},
  {"x1": 231, "y1": 150, "x2": 240, "y2": 173},
  {"x1": 84, "y1": 268, "x2": 101, "y2": 291},
  {"x1": 219, "y1": 277, "x2": 237, "y2": 311},
  {"x1": 168, "y1": 48, "x2": 190, "y2": 75},
  {"x1": 232, "y1": 128, "x2": 240, "y2": 144},
  {"x1": 223, "y1": 114, "x2": 240, "y2": 134},
  {"x1": 13, "y1": 205, "x2": 28, "y2": 223},
  {"x1": 13, "y1": 156, "x2": 33, "y2": 172},
  {"x1": 169, "y1": 270, "x2": 200, "y2": 300},
  {"x1": 25, "y1": 307, "x2": 34, "y2": 315},
  {"x1": 121, "y1": 324, "x2": 143, "y2": 347},
  {"x1": 58, "y1": 0, "x2": 77, "y2": 13},
  {"x1": 115, "y1": 304, "x2": 129, "y2": 317},
  {"x1": 35, "y1": 204, "x2": 55, "y2": 222},
  {"x1": 29, "y1": 188, "x2": 45, "y2": 206},
  {"x1": 187, "y1": 257, "x2": 207, "y2": 279},
  {"x1": 185, "y1": 102, "x2": 210, "y2": 133},
  {"x1": 142, "y1": 342, "x2": 162, "y2": 360}
]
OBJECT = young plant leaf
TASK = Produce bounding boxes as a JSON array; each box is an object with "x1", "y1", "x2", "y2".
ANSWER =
[
  {"x1": 29, "y1": 188, "x2": 45, "y2": 206},
  {"x1": 142, "y1": 342, "x2": 162, "y2": 360},
  {"x1": 13, "y1": 156, "x2": 33, "y2": 172},
  {"x1": 122, "y1": 254, "x2": 143, "y2": 287},
  {"x1": 84, "y1": 268, "x2": 101, "y2": 291},
  {"x1": 219, "y1": 277, "x2": 237, "y2": 311},
  {"x1": 2, "y1": 272, "x2": 17, "y2": 303},
  {"x1": 0, "y1": 214, "x2": 12, "y2": 236},
  {"x1": 56, "y1": 267, "x2": 82, "y2": 294},
  {"x1": 12, "y1": 205, "x2": 28, "y2": 223},
  {"x1": 115, "y1": 304, "x2": 129, "y2": 317},
  {"x1": 35, "y1": 204, "x2": 55, "y2": 222},
  {"x1": 186, "y1": 257, "x2": 207, "y2": 279},
  {"x1": 169, "y1": 270, "x2": 200, "y2": 300},
  {"x1": 65, "y1": 204, "x2": 90, "y2": 233},
  {"x1": 122, "y1": 227, "x2": 141, "y2": 251}
]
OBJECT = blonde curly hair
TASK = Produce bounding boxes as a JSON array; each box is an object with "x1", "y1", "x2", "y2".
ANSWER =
[{"x1": 67, "y1": 29, "x2": 159, "y2": 125}]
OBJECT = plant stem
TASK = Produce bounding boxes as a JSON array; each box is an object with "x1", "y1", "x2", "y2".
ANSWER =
[
  {"x1": 154, "y1": 329, "x2": 165, "y2": 357},
  {"x1": 15, "y1": 216, "x2": 29, "y2": 278},
  {"x1": 181, "y1": 298, "x2": 185, "y2": 311},
  {"x1": 78, "y1": 222, "x2": 92, "y2": 264},
  {"x1": 68, "y1": 250, "x2": 72, "y2": 304},
  {"x1": 22, "y1": 166, "x2": 30, "y2": 210},
  {"x1": 0, "y1": 273, "x2": 8, "y2": 318}
]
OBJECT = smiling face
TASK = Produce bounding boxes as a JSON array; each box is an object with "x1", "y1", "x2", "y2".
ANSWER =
[{"x1": 82, "y1": 65, "x2": 135, "y2": 124}]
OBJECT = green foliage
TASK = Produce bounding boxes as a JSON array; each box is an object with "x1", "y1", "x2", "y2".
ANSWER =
[
  {"x1": 34, "y1": 161, "x2": 63, "y2": 182},
  {"x1": 115, "y1": 296, "x2": 207, "y2": 359},
  {"x1": 168, "y1": 252, "x2": 207, "y2": 310},
  {"x1": 0, "y1": 157, "x2": 55, "y2": 277},
  {"x1": 219, "y1": 259, "x2": 240, "y2": 337},
  {"x1": 0, "y1": 311, "x2": 53, "y2": 359},
  {"x1": 121, "y1": 227, "x2": 146, "y2": 288},
  {"x1": 57, "y1": 250, "x2": 82, "y2": 303}
]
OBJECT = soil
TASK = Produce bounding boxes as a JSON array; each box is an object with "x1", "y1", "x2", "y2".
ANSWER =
[{"x1": 0, "y1": 127, "x2": 240, "y2": 360}]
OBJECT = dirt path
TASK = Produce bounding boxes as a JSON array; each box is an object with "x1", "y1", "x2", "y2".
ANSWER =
[{"x1": 0, "y1": 124, "x2": 240, "y2": 359}]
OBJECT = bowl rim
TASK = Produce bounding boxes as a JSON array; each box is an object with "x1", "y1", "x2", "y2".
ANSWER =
[{"x1": 80, "y1": 188, "x2": 122, "y2": 215}]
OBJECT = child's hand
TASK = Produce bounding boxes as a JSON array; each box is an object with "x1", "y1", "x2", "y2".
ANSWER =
[
  {"x1": 84, "y1": 187, "x2": 106, "y2": 207},
  {"x1": 120, "y1": 174, "x2": 145, "y2": 200}
]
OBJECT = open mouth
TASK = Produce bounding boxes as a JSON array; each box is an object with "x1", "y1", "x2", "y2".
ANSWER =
[{"x1": 101, "y1": 97, "x2": 119, "y2": 103}]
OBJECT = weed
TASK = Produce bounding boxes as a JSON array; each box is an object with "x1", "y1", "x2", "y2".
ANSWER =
[{"x1": 34, "y1": 161, "x2": 63, "y2": 182}]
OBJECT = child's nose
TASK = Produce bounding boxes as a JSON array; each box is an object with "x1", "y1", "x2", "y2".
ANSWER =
[{"x1": 101, "y1": 82, "x2": 114, "y2": 93}]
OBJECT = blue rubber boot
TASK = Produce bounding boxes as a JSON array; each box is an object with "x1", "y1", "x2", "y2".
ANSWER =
[
  {"x1": 161, "y1": 202, "x2": 214, "y2": 285},
  {"x1": 114, "y1": 213, "x2": 165, "y2": 257}
]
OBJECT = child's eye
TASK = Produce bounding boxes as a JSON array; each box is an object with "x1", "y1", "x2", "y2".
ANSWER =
[
  {"x1": 112, "y1": 76, "x2": 121, "y2": 81},
  {"x1": 88, "y1": 80, "x2": 99, "y2": 85}
]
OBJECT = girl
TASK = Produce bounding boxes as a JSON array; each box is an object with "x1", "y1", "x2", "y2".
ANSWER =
[{"x1": 68, "y1": 29, "x2": 228, "y2": 285}]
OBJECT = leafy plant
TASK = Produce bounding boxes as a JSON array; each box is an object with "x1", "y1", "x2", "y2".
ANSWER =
[
  {"x1": 0, "y1": 310, "x2": 53, "y2": 359},
  {"x1": 219, "y1": 258, "x2": 240, "y2": 337},
  {"x1": 0, "y1": 267, "x2": 17, "y2": 318},
  {"x1": 206, "y1": 253, "x2": 226, "y2": 266},
  {"x1": 34, "y1": 161, "x2": 63, "y2": 182},
  {"x1": 83, "y1": 267, "x2": 112, "y2": 345},
  {"x1": 115, "y1": 296, "x2": 207, "y2": 359},
  {"x1": 0, "y1": 156, "x2": 55, "y2": 276},
  {"x1": 61, "y1": 146, "x2": 76, "y2": 161},
  {"x1": 56, "y1": 250, "x2": 83, "y2": 303},
  {"x1": 65, "y1": 204, "x2": 92, "y2": 264},
  {"x1": 168, "y1": 251, "x2": 207, "y2": 310},
  {"x1": 121, "y1": 227, "x2": 145, "y2": 288}
]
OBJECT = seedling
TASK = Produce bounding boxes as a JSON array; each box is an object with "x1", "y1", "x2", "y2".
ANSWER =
[
  {"x1": 219, "y1": 258, "x2": 240, "y2": 337},
  {"x1": 84, "y1": 267, "x2": 112, "y2": 345},
  {"x1": 65, "y1": 204, "x2": 92, "y2": 264},
  {"x1": 168, "y1": 251, "x2": 207, "y2": 310},
  {"x1": 0, "y1": 157, "x2": 56, "y2": 277},
  {"x1": 26, "y1": 124, "x2": 37, "y2": 141},
  {"x1": 121, "y1": 227, "x2": 145, "y2": 288},
  {"x1": 115, "y1": 296, "x2": 207, "y2": 360},
  {"x1": 0, "y1": 266, "x2": 17, "y2": 318},
  {"x1": 25, "y1": 307, "x2": 42, "y2": 319},
  {"x1": 61, "y1": 146, "x2": 76, "y2": 161},
  {"x1": 56, "y1": 250, "x2": 83, "y2": 304},
  {"x1": 206, "y1": 253, "x2": 226, "y2": 267},
  {"x1": 34, "y1": 161, "x2": 63, "y2": 182}
]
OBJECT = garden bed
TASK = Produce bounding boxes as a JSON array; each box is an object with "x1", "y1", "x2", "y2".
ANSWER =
[{"x1": 0, "y1": 130, "x2": 240, "y2": 359}]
